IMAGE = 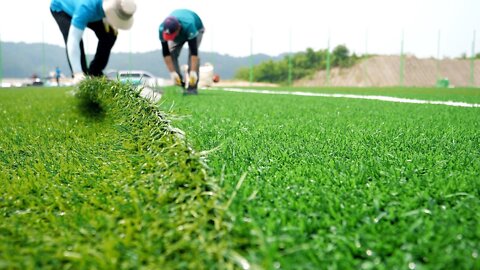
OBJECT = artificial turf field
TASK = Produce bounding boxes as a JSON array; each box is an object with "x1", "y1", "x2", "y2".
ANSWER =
[{"x1": 1, "y1": 82, "x2": 479, "y2": 269}]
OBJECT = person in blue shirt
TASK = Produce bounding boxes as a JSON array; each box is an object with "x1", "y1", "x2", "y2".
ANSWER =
[
  {"x1": 50, "y1": 0, "x2": 137, "y2": 84},
  {"x1": 55, "y1": 66, "x2": 61, "y2": 86},
  {"x1": 159, "y1": 9, "x2": 205, "y2": 94}
]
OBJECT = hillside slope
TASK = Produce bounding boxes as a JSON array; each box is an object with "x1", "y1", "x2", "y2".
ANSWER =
[
  {"x1": 0, "y1": 42, "x2": 283, "y2": 79},
  {"x1": 295, "y1": 55, "x2": 480, "y2": 87}
]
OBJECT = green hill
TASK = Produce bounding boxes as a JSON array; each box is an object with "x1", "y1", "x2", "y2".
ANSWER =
[{"x1": 0, "y1": 42, "x2": 282, "y2": 79}]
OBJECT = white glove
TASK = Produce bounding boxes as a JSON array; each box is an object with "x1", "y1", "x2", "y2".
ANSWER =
[
  {"x1": 189, "y1": 71, "x2": 198, "y2": 86},
  {"x1": 170, "y1": 72, "x2": 182, "y2": 86},
  {"x1": 73, "y1": 72, "x2": 86, "y2": 85}
]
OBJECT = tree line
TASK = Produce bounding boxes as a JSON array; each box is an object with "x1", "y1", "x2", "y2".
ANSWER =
[{"x1": 234, "y1": 45, "x2": 362, "y2": 85}]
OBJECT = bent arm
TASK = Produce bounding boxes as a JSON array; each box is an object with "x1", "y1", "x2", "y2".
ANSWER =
[
  {"x1": 66, "y1": 25, "x2": 84, "y2": 75},
  {"x1": 161, "y1": 41, "x2": 176, "y2": 72},
  {"x1": 163, "y1": 55, "x2": 176, "y2": 73},
  {"x1": 187, "y1": 38, "x2": 199, "y2": 71}
]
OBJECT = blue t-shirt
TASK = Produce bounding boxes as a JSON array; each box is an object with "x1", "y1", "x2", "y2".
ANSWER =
[
  {"x1": 50, "y1": 0, "x2": 104, "y2": 30},
  {"x1": 159, "y1": 9, "x2": 204, "y2": 43}
]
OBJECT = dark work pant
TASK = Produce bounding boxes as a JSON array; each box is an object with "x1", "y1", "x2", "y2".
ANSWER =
[
  {"x1": 51, "y1": 10, "x2": 117, "y2": 77},
  {"x1": 168, "y1": 29, "x2": 204, "y2": 88}
]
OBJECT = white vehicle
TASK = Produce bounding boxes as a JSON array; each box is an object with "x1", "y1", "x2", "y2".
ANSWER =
[{"x1": 107, "y1": 70, "x2": 164, "y2": 88}]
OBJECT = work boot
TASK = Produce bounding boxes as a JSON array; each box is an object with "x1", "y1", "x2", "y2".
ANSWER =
[{"x1": 183, "y1": 87, "x2": 198, "y2": 95}]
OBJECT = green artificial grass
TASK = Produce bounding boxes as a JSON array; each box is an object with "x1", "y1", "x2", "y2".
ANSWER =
[
  {"x1": 1, "y1": 83, "x2": 479, "y2": 269},
  {"x1": 0, "y1": 81, "x2": 240, "y2": 269},
  {"x1": 159, "y1": 86, "x2": 480, "y2": 269}
]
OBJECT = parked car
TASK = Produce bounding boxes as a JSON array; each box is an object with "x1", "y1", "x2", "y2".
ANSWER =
[
  {"x1": 24, "y1": 77, "x2": 44, "y2": 87},
  {"x1": 106, "y1": 70, "x2": 162, "y2": 88}
]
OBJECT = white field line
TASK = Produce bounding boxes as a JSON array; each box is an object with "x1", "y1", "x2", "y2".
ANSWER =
[{"x1": 206, "y1": 87, "x2": 480, "y2": 108}]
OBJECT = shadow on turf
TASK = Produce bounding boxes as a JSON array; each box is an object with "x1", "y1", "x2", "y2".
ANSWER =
[{"x1": 76, "y1": 98, "x2": 105, "y2": 120}]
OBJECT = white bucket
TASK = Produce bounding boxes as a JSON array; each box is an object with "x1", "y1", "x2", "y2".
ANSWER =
[{"x1": 199, "y1": 63, "x2": 214, "y2": 87}]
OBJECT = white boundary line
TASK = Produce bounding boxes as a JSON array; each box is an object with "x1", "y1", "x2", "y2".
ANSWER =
[{"x1": 205, "y1": 87, "x2": 480, "y2": 108}]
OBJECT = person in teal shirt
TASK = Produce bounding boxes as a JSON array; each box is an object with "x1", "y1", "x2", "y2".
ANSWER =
[
  {"x1": 159, "y1": 9, "x2": 205, "y2": 94},
  {"x1": 50, "y1": 0, "x2": 137, "y2": 84}
]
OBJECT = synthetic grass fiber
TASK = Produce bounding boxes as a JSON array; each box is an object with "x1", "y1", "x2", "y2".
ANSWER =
[
  {"x1": 0, "y1": 80, "x2": 240, "y2": 269},
  {"x1": 158, "y1": 86, "x2": 480, "y2": 269},
  {"x1": 1, "y1": 83, "x2": 479, "y2": 269}
]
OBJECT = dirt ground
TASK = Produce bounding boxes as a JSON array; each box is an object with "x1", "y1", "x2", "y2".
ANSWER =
[{"x1": 294, "y1": 55, "x2": 480, "y2": 87}]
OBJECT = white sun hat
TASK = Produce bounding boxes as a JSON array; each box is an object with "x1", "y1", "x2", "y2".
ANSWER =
[{"x1": 103, "y1": 0, "x2": 137, "y2": 30}]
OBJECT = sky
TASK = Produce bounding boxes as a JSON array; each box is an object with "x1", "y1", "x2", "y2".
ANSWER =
[{"x1": 1, "y1": 0, "x2": 480, "y2": 58}]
